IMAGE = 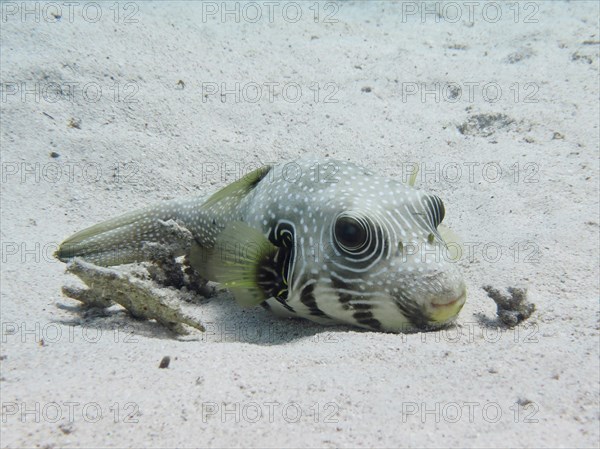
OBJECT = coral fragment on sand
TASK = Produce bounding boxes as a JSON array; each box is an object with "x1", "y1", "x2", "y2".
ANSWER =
[
  {"x1": 64, "y1": 258, "x2": 205, "y2": 334},
  {"x1": 483, "y1": 285, "x2": 535, "y2": 327}
]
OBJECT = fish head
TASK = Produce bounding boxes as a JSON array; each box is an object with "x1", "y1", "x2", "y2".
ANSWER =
[{"x1": 297, "y1": 172, "x2": 466, "y2": 332}]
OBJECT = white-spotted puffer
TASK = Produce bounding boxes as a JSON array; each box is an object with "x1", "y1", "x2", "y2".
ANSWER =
[{"x1": 57, "y1": 158, "x2": 466, "y2": 332}]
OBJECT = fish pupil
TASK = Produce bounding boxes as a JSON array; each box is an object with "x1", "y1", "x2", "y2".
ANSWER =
[{"x1": 335, "y1": 217, "x2": 367, "y2": 249}]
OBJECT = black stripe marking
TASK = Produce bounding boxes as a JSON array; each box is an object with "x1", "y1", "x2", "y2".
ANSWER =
[
  {"x1": 337, "y1": 291, "x2": 352, "y2": 311},
  {"x1": 262, "y1": 299, "x2": 301, "y2": 318},
  {"x1": 275, "y1": 297, "x2": 296, "y2": 314},
  {"x1": 299, "y1": 283, "x2": 328, "y2": 317},
  {"x1": 330, "y1": 277, "x2": 382, "y2": 330},
  {"x1": 260, "y1": 301, "x2": 271, "y2": 311},
  {"x1": 353, "y1": 311, "x2": 382, "y2": 330},
  {"x1": 256, "y1": 246, "x2": 290, "y2": 301},
  {"x1": 393, "y1": 293, "x2": 431, "y2": 329}
]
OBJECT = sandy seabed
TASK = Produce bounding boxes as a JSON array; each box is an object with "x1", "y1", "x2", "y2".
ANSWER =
[{"x1": 1, "y1": 1, "x2": 599, "y2": 448}]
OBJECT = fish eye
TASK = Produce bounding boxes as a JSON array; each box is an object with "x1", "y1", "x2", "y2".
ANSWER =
[
  {"x1": 429, "y1": 195, "x2": 445, "y2": 228},
  {"x1": 334, "y1": 216, "x2": 369, "y2": 252}
]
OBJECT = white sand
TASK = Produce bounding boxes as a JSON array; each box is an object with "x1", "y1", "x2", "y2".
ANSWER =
[{"x1": 1, "y1": 1, "x2": 599, "y2": 447}]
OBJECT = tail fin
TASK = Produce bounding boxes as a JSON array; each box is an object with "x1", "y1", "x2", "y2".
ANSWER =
[
  {"x1": 56, "y1": 166, "x2": 272, "y2": 267},
  {"x1": 56, "y1": 199, "x2": 188, "y2": 266}
]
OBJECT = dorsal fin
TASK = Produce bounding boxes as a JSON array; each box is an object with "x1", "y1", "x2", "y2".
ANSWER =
[{"x1": 201, "y1": 165, "x2": 271, "y2": 209}]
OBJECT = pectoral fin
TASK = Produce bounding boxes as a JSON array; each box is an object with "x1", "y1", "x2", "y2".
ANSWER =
[{"x1": 191, "y1": 222, "x2": 278, "y2": 307}]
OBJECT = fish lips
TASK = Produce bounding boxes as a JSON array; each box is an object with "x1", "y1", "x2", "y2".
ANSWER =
[{"x1": 428, "y1": 286, "x2": 467, "y2": 323}]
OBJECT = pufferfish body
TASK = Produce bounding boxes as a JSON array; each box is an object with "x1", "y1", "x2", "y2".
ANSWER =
[{"x1": 56, "y1": 158, "x2": 466, "y2": 332}]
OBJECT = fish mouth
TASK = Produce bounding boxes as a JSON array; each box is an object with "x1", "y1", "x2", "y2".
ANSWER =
[
  {"x1": 431, "y1": 294, "x2": 463, "y2": 308},
  {"x1": 429, "y1": 289, "x2": 467, "y2": 322}
]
